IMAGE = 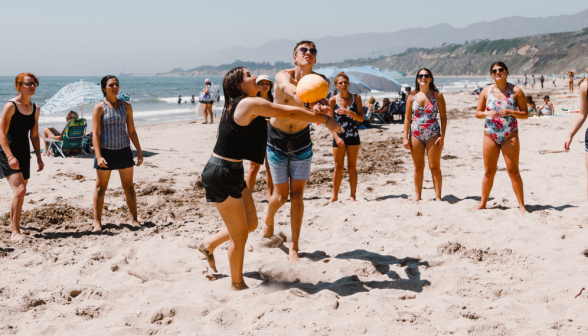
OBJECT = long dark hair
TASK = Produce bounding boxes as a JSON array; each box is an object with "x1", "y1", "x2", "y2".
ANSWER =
[
  {"x1": 220, "y1": 67, "x2": 246, "y2": 125},
  {"x1": 100, "y1": 75, "x2": 119, "y2": 97},
  {"x1": 413, "y1": 68, "x2": 439, "y2": 93}
]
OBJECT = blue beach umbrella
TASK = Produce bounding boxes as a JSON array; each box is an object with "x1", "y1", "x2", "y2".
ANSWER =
[
  {"x1": 314, "y1": 67, "x2": 371, "y2": 94},
  {"x1": 343, "y1": 66, "x2": 402, "y2": 92},
  {"x1": 41, "y1": 80, "x2": 104, "y2": 118}
]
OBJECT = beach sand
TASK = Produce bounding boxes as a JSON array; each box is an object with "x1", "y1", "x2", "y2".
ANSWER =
[{"x1": 1, "y1": 85, "x2": 588, "y2": 335}]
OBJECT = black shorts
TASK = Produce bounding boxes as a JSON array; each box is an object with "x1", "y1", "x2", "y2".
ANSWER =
[
  {"x1": 202, "y1": 156, "x2": 246, "y2": 203},
  {"x1": 332, "y1": 136, "x2": 361, "y2": 147},
  {"x1": 0, "y1": 150, "x2": 30, "y2": 180},
  {"x1": 94, "y1": 147, "x2": 135, "y2": 171},
  {"x1": 585, "y1": 129, "x2": 588, "y2": 153}
]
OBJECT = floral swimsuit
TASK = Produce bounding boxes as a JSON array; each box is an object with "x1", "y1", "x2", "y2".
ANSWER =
[
  {"x1": 484, "y1": 84, "x2": 518, "y2": 144},
  {"x1": 411, "y1": 91, "x2": 441, "y2": 142}
]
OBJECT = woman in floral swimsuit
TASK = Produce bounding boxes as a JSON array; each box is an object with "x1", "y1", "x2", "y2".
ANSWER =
[
  {"x1": 475, "y1": 62, "x2": 529, "y2": 213},
  {"x1": 403, "y1": 68, "x2": 447, "y2": 202}
]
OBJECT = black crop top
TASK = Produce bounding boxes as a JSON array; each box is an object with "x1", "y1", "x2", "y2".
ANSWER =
[{"x1": 213, "y1": 98, "x2": 268, "y2": 164}]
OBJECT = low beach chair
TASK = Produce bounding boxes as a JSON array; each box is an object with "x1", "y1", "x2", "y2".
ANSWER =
[
  {"x1": 389, "y1": 102, "x2": 406, "y2": 123},
  {"x1": 371, "y1": 105, "x2": 392, "y2": 124},
  {"x1": 45, "y1": 118, "x2": 88, "y2": 158}
]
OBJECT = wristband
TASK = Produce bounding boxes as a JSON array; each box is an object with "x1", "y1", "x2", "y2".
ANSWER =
[
  {"x1": 325, "y1": 116, "x2": 330, "y2": 126},
  {"x1": 7, "y1": 156, "x2": 15, "y2": 162}
]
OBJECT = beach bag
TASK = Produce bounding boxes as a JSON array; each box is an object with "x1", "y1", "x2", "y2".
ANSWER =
[
  {"x1": 196, "y1": 102, "x2": 205, "y2": 116},
  {"x1": 210, "y1": 84, "x2": 220, "y2": 102},
  {"x1": 199, "y1": 91, "x2": 211, "y2": 103}
]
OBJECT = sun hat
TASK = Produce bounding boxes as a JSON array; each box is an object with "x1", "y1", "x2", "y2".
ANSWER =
[
  {"x1": 205, "y1": 78, "x2": 211, "y2": 85},
  {"x1": 256, "y1": 75, "x2": 273, "y2": 90}
]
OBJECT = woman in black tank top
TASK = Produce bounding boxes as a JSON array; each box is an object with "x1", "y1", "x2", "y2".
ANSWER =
[
  {"x1": 327, "y1": 72, "x2": 364, "y2": 203},
  {"x1": 0, "y1": 73, "x2": 44, "y2": 242},
  {"x1": 198, "y1": 66, "x2": 342, "y2": 291}
]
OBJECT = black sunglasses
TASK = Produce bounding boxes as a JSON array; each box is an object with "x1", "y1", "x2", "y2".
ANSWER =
[
  {"x1": 23, "y1": 82, "x2": 39, "y2": 87},
  {"x1": 492, "y1": 68, "x2": 505, "y2": 74},
  {"x1": 416, "y1": 74, "x2": 432, "y2": 79},
  {"x1": 298, "y1": 47, "x2": 317, "y2": 56}
]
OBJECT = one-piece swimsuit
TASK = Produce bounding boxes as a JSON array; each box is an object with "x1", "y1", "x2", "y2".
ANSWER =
[
  {"x1": 410, "y1": 91, "x2": 440, "y2": 142},
  {"x1": 484, "y1": 84, "x2": 518, "y2": 144}
]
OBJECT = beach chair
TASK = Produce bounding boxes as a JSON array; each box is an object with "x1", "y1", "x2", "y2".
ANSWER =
[
  {"x1": 388, "y1": 102, "x2": 405, "y2": 123},
  {"x1": 371, "y1": 105, "x2": 391, "y2": 124},
  {"x1": 45, "y1": 118, "x2": 88, "y2": 158}
]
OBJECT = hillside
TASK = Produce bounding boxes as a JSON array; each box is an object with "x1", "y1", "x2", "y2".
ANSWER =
[
  {"x1": 320, "y1": 28, "x2": 588, "y2": 76},
  {"x1": 160, "y1": 28, "x2": 588, "y2": 77},
  {"x1": 190, "y1": 9, "x2": 588, "y2": 65}
]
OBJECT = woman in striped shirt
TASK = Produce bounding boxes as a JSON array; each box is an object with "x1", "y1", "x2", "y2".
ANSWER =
[{"x1": 92, "y1": 75, "x2": 143, "y2": 232}]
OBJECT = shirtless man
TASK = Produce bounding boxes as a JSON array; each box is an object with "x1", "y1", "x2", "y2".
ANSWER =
[{"x1": 263, "y1": 41, "x2": 329, "y2": 264}]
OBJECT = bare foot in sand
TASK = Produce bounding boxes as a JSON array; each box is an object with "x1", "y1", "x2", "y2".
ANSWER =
[
  {"x1": 413, "y1": 196, "x2": 422, "y2": 202},
  {"x1": 10, "y1": 232, "x2": 23, "y2": 242},
  {"x1": 92, "y1": 222, "x2": 102, "y2": 232},
  {"x1": 349, "y1": 196, "x2": 356, "y2": 203},
  {"x1": 519, "y1": 205, "x2": 528, "y2": 214},
  {"x1": 131, "y1": 220, "x2": 141, "y2": 228},
  {"x1": 231, "y1": 281, "x2": 249, "y2": 291},
  {"x1": 435, "y1": 197, "x2": 442, "y2": 202},
  {"x1": 262, "y1": 214, "x2": 274, "y2": 238},
  {"x1": 474, "y1": 203, "x2": 486, "y2": 210},
  {"x1": 328, "y1": 195, "x2": 338, "y2": 202},
  {"x1": 198, "y1": 244, "x2": 217, "y2": 273},
  {"x1": 289, "y1": 243, "x2": 300, "y2": 264}
]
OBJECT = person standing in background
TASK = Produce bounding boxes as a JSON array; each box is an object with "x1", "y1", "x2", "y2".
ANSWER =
[
  {"x1": 552, "y1": 74, "x2": 556, "y2": 87},
  {"x1": 245, "y1": 75, "x2": 274, "y2": 200},
  {"x1": 531, "y1": 75, "x2": 536, "y2": 90},
  {"x1": 523, "y1": 75, "x2": 528, "y2": 88},
  {"x1": 328, "y1": 72, "x2": 364, "y2": 203},
  {"x1": 0, "y1": 73, "x2": 44, "y2": 241},
  {"x1": 201, "y1": 79, "x2": 214, "y2": 124},
  {"x1": 92, "y1": 75, "x2": 143, "y2": 232},
  {"x1": 540, "y1": 75, "x2": 545, "y2": 89}
]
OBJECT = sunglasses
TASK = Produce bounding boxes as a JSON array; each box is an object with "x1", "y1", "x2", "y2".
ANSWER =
[
  {"x1": 416, "y1": 74, "x2": 432, "y2": 79},
  {"x1": 298, "y1": 47, "x2": 317, "y2": 56},
  {"x1": 257, "y1": 81, "x2": 270, "y2": 86},
  {"x1": 492, "y1": 68, "x2": 505, "y2": 74},
  {"x1": 23, "y1": 82, "x2": 39, "y2": 87}
]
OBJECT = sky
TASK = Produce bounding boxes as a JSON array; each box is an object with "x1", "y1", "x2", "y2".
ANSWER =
[{"x1": 1, "y1": 0, "x2": 586, "y2": 76}]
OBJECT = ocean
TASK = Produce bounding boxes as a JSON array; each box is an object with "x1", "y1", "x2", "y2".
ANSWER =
[{"x1": 0, "y1": 75, "x2": 492, "y2": 131}]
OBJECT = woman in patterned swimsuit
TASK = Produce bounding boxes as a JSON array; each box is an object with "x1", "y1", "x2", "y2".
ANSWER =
[
  {"x1": 475, "y1": 62, "x2": 528, "y2": 213},
  {"x1": 403, "y1": 68, "x2": 447, "y2": 202},
  {"x1": 328, "y1": 72, "x2": 364, "y2": 202},
  {"x1": 563, "y1": 78, "x2": 588, "y2": 196}
]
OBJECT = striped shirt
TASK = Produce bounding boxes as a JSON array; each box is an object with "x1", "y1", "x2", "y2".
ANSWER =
[{"x1": 100, "y1": 99, "x2": 130, "y2": 149}]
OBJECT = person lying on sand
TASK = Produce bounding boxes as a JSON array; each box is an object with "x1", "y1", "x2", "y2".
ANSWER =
[{"x1": 198, "y1": 66, "x2": 341, "y2": 290}]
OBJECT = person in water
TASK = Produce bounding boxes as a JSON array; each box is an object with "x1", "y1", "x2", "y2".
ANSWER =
[
  {"x1": 403, "y1": 68, "x2": 447, "y2": 202},
  {"x1": 191, "y1": 95, "x2": 195, "y2": 105},
  {"x1": 197, "y1": 67, "x2": 342, "y2": 290},
  {"x1": 263, "y1": 41, "x2": 330, "y2": 264},
  {"x1": 0, "y1": 73, "x2": 44, "y2": 241},
  {"x1": 92, "y1": 76, "x2": 144, "y2": 231},
  {"x1": 245, "y1": 75, "x2": 274, "y2": 199},
  {"x1": 178, "y1": 95, "x2": 182, "y2": 104},
  {"x1": 41, "y1": 111, "x2": 79, "y2": 156},
  {"x1": 328, "y1": 72, "x2": 364, "y2": 202},
  {"x1": 475, "y1": 62, "x2": 529, "y2": 213},
  {"x1": 563, "y1": 80, "x2": 588, "y2": 195}
]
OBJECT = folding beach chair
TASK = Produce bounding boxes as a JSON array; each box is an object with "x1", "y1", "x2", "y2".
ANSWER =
[
  {"x1": 371, "y1": 105, "x2": 392, "y2": 124},
  {"x1": 45, "y1": 118, "x2": 88, "y2": 158}
]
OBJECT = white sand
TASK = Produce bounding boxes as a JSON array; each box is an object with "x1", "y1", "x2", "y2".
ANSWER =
[{"x1": 1, "y1": 86, "x2": 588, "y2": 335}]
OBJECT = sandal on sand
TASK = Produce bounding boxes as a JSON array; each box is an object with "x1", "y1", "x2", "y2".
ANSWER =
[{"x1": 198, "y1": 244, "x2": 217, "y2": 273}]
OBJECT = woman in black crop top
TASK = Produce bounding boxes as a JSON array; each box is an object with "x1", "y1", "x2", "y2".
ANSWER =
[
  {"x1": 198, "y1": 66, "x2": 342, "y2": 291},
  {"x1": 0, "y1": 73, "x2": 44, "y2": 241}
]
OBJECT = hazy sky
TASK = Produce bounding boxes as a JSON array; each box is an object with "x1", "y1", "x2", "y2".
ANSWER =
[{"x1": 1, "y1": 0, "x2": 586, "y2": 76}]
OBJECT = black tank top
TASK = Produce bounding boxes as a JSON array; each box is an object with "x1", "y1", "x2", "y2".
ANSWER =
[
  {"x1": 213, "y1": 97, "x2": 268, "y2": 164},
  {"x1": 333, "y1": 95, "x2": 360, "y2": 139},
  {"x1": 0, "y1": 102, "x2": 36, "y2": 157}
]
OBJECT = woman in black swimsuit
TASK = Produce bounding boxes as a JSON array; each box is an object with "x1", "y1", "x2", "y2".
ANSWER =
[
  {"x1": 0, "y1": 73, "x2": 44, "y2": 241},
  {"x1": 198, "y1": 67, "x2": 342, "y2": 290},
  {"x1": 327, "y1": 72, "x2": 364, "y2": 202}
]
